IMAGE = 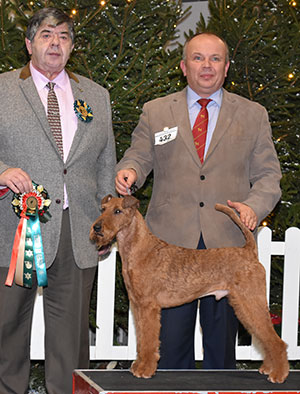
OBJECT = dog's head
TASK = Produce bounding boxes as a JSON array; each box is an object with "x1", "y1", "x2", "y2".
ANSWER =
[{"x1": 90, "y1": 194, "x2": 140, "y2": 256}]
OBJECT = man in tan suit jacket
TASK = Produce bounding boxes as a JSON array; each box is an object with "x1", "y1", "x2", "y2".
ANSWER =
[{"x1": 115, "y1": 33, "x2": 281, "y2": 370}]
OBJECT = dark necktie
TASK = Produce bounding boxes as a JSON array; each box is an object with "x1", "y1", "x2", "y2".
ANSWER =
[
  {"x1": 192, "y1": 98, "x2": 211, "y2": 163},
  {"x1": 47, "y1": 82, "x2": 64, "y2": 158}
]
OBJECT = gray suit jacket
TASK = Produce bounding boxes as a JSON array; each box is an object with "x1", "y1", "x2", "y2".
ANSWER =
[
  {"x1": 116, "y1": 88, "x2": 282, "y2": 249},
  {"x1": 0, "y1": 64, "x2": 116, "y2": 269}
]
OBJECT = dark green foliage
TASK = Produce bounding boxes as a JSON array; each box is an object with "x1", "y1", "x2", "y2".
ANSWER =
[{"x1": 0, "y1": 0, "x2": 29, "y2": 71}]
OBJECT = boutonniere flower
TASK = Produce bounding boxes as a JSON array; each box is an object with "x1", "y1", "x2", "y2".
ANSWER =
[{"x1": 73, "y1": 99, "x2": 93, "y2": 123}]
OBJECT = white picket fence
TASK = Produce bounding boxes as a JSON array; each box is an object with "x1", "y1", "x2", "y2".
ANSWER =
[{"x1": 30, "y1": 226, "x2": 300, "y2": 361}]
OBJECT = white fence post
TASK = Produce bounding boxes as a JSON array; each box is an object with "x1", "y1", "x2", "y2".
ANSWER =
[
  {"x1": 281, "y1": 228, "x2": 300, "y2": 358},
  {"x1": 30, "y1": 227, "x2": 300, "y2": 361},
  {"x1": 30, "y1": 287, "x2": 45, "y2": 359},
  {"x1": 91, "y1": 244, "x2": 137, "y2": 360}
]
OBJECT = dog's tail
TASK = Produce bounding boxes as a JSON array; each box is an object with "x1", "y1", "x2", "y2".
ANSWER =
[{"x1": 215, "y1": 204, "x2": 257, "y2": 251}]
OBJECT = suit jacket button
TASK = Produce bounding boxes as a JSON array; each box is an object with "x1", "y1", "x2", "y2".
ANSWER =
[
  {"x1": 63, "y1": 169, "x2": 67, "y2": 175},
  {"x1": 199, "y1": 202, "x2": 204, "y2": 207},
  {"x1": 200, "y1": 175, "x2": 205, "y2": 180},
  {"x1": 56, "y1": 199, "x2": 61, "y2": 204}
]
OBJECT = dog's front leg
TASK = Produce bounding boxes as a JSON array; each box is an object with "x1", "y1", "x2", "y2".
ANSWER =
[{"x1": 130, "y1": 301, "x2": 161, "y2": 378}]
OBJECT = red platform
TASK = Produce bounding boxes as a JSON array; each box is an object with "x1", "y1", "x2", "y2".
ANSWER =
[{"x1": 73, "y1": 369, "x2": 300, "y2": 394}]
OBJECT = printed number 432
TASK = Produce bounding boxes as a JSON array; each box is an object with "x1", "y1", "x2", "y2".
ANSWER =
[{"x1": 159, "y1": 133, "x2": 171, "y2": 142}]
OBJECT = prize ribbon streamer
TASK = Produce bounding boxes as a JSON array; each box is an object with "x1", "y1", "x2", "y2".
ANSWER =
[
  {"x1": 29, "y1": 214, "x2": 47, "y2": 287},
  {"x1": 5, "y1": 182, "x2": 51, "y2": 288}
]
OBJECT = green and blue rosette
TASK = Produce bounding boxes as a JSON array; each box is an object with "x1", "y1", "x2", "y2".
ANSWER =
[
  {"x1": 73, "y1": 99, "x2": 93, "y2": 122},
  {"x1": 6, "y1": 182, "x2": 51, "y2": 288}
]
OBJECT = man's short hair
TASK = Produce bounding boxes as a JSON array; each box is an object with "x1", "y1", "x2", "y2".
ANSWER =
[
  {"x1": 182, "y1": 32, "x2": 230, "y2": 63},
  {"x1": 26, "y1": 7, "x2": 75, "y2": 44}
]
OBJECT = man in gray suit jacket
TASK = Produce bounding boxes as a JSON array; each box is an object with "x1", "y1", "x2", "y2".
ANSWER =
[
  {"x1": 116, "y1": 33, "x2": 281, "y2": 370},
  {"x1": 0, "y1": 8, "x2": 116, "y2": 393}
]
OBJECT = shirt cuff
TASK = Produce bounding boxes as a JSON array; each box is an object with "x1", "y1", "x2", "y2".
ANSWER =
[{"x1": 0, "y1": 187, "x2": 9, "y2": 198}]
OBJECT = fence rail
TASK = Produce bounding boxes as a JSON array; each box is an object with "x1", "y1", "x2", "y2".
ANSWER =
[{"x1": 30, "y1": 226, "x2": 300, "y2": 361}]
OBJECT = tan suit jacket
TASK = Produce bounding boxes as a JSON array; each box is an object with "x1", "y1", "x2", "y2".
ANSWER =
[{"x1": 116, "y1": 88, "x2": 281, "y2": 249}]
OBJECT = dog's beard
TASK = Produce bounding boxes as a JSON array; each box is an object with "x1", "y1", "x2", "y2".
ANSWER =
[{"x1": 91, "y1": 231, "x2": 115, "y2": 256}]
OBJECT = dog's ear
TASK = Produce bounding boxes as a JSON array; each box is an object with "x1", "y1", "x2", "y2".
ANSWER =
[
  {"x1": 122, "y1": 195, "x2": 140, "y2": 210},
  {"x1": 101, "y1": 194, "x2": 113, "y2": 205}
]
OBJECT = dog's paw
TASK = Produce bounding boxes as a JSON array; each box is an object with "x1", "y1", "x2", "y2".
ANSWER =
[
  {"x1": 267, "y1": 369, "x2": 289, "y2": 384},
  {"x1": 259, "y1": 363, "x2": 289, "y2": 384},
  {"x1": 259, "y1": 362, "x2": 272, "y2": 376},
  {"x1": 259, "y1": 353, "x2": 289, "y2": 383},
  {"x1": 130, "y1": 359, "x2": 156, "y2": 379}
]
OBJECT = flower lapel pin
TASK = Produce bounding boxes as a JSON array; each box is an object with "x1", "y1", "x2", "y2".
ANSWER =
[{"x1": 74, "y1": 99, "x2": 93, "y2": 123}]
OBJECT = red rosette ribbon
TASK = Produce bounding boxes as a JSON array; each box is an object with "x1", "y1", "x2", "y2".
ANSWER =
[{"x1": 5, "y1": 182, "x2": 51, "y2": 288}]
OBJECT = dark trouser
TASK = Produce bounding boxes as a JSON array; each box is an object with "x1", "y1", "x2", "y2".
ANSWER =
[
  {"x1": 0, "y1": 210, "x2": 96, "y2": 394},
  {"x1": 158, "y1": 235, "x2": 239, "y2": 369}
]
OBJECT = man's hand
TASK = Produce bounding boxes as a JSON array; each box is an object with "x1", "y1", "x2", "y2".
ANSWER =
[
  {"x1": 0, "y1": 168, "x2": 32, "y2": 194},
  {"x1": 227, "y1": 200, "x2": 258, "y2": 231},
  {"x1": 115, "y1": 169, "x2": 137, "y2": 196}
]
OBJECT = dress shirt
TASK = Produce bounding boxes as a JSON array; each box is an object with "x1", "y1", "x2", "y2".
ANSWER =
[
  {"x1": 30, "y1": 62, "x2": 78, "y2": 208},
  {"x1": 187, "y1": 86, "x2": 223, "y2": 159}
]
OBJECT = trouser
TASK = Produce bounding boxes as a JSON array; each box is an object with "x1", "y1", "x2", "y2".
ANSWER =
[
  {"x1": 0, "y1": 210, "x2": 96, "y2": 394},
  {"x1": 158, "y1": 234, "x2": 239, "y2": 369}
]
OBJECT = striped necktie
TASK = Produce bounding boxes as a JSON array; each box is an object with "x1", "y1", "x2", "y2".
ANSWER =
[
  {"x1": 192, "y1": 98, "x2": 211, "y2": 163},
  {"x1": 47, "y1": 82, "x2": 64, "y2": 158}
]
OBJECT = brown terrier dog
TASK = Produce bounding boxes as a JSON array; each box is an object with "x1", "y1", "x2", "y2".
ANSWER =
[{"x1": 90, "y1": 194, "x2": 289, "y2": 383}]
